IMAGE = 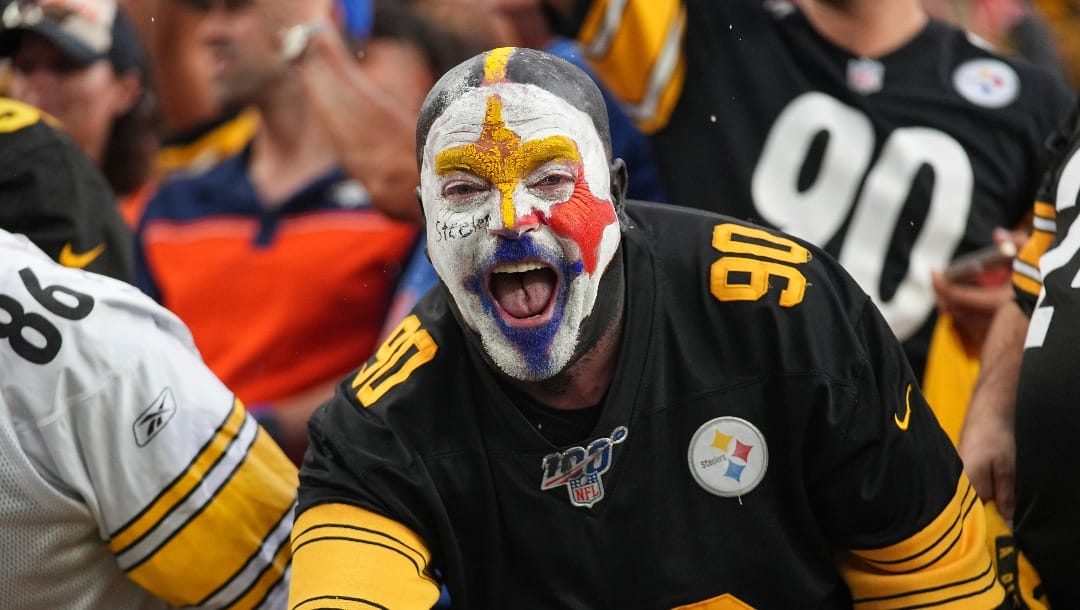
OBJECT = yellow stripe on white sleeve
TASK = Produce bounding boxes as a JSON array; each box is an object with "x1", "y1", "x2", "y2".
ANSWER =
[
  {"x1": 226, "y1": 537, "x2": 293, "y2": 610},
  {"x1": 841, "y1": 474, "x2": 1005, "y2": 608},
  {"x1": 576, "y1": 0, "x2": 687, "y2": 133},
  {"x1": 289, "y1": 503, "x2": 441, "y2": 610},
  {"x1": 108, "y1": 399, "x2": 248, "y2": 554},
  {"x1": 1013, "y1": 201, "x2": 1057, "y2": 298},
  {"x1": 125, "y1": 424, "x2": 298, "y2": 607}
]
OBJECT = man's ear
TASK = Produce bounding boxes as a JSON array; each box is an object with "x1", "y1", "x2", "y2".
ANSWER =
[
  {"x1": 609, "y1": 157, "x2": 628, "y2": 210},
  {"x1": 415, "y1": 186, "x2": 426, "y2": 222}
]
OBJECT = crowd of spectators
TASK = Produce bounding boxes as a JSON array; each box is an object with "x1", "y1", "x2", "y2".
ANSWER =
[{"x1": 1, "y1": 0, "x2": 1079, "y2": 607}]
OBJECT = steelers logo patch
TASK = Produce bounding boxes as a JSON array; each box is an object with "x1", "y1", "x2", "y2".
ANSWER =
[
  {"x1": 953, "y1": 58, "x2": 1019, "y2": 109},
  {"x1": 688, "y1": 416, "x2": 768, "y2": 498}
]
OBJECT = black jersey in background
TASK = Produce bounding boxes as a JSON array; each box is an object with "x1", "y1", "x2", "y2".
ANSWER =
[
  {"x1": 553, "y1": 0, "x2": 1074, "y2": 376},
  {"x1": 1011, "y1": 100, "x2": 1080, "y2": 608}
]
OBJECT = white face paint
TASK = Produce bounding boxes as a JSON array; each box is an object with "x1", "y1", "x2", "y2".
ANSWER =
[{"x1": 420, "y1": 82, "x2": 621, "y2": 381}]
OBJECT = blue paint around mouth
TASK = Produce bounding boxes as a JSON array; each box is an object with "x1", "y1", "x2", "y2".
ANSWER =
[{"x1": 466, "y1": 236, "x2": 585, "y2": 375}]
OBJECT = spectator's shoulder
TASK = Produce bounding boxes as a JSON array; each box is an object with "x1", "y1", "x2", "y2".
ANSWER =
[
  {"x1": 942, "y1": 22, "x2": 1075, "y2": 115},
  {"x1": 326, "y1": 288, "x2": 472, "y2": 428},
  {"x1": 0, "y1": 233, "x2": 199, "y2": 420},
  {"x1": 143, "y1": 151, "x2": 250, "y2": 222}
]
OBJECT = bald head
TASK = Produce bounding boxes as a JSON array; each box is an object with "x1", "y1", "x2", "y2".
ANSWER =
[{"x1": 416, "y1": 46, "x2": 612, "y2": 168}]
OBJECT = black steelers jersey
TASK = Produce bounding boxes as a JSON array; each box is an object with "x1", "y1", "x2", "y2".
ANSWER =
[
  {"x1": 291, "y1": 202, "x2": 1003, "y2": 609},
  {"x1": 551, "y1": 0, "x2": 1074, "y2": 377},
  {"x1": 1011, "y1": 100, "x2": 1080, "y2": 608},
  {"x1": 0, "y1": 98, "x2": 134, "y2": 282}
]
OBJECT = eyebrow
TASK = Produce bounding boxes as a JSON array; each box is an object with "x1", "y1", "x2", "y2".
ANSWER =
[{"x1": 435, "y1": 135, "x2": 581, "y2": 181}]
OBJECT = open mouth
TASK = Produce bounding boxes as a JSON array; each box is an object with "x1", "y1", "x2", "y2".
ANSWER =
[{"x1": 488, "y1": 261, "x2": 559, "y2": 327}]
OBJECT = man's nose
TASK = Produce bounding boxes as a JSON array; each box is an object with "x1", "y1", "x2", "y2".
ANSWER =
[{"x1": 490, "y1": 185, "x2": 543, "y2": 238}]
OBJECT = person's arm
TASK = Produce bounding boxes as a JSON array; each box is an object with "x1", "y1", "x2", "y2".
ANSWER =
[
  {"x1": 823, "y1": 298, "x2": 1005, "y2": 607},
  {"x1": 955, "y1": 300, "x2": 1028, "y2": 521},
  {"x1": 956, "y1": 96, "x2": 1079, "y2": 520},
  {"x1": 929, "y1": 270, "x2": 1015, "y2": 354},
  {"x1": 291, "y1": 25, "x2": 424, "y2": 223},
  {"x1": 4, "y1": 245, "x2": 298, "y2": 608},
  {"x1": 81, "y1": 307, "x2": 298, "y2": 608},
  {"x1": 290, "y1": 503, "x2": 441, "y2": 609},
  {"x1": 290, "y1": 397, "x2": 443, "y2": 609},
  {"x1": 291, "y1": 317, "x2": 445, "y2": 608},
  {"x1": 543, "y1": 0, "x2": 688, "y2": 134}
]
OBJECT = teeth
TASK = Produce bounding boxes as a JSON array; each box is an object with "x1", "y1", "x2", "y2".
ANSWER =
[{"x1": 492, "y1": 261, "x2": 545, "y2": 274}]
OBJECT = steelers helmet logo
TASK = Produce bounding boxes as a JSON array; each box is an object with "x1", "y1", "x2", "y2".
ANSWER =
[
  {"x1": 953, "y1": 58, "x2": 1019, "y2": 109},
  {"x1": 688, "y1": 416, "x2": 768, "y2": 498}
]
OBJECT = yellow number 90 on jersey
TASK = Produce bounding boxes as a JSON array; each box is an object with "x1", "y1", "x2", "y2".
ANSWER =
[
  {"x1": 352, "y1": 315, "x2": 438, "y2": 407},
  {"x1": 710, "y1": 224, "x2": 811, "y2": 308}
]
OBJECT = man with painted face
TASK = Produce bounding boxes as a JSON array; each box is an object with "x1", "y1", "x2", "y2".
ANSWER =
[{"x1": 289, "y1": 47, "x2": 1005, "y2": 609}]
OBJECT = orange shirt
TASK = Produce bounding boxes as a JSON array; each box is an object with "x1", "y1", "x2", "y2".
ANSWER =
[{"x1": 135, "y1": 151, "x2": 417, "y2": 406}]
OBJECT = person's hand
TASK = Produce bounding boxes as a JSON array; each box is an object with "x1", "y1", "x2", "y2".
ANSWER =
[
  {"x1": 957, "y1": 400, "x2": 1016, "y2": 521},
  {"x1": 287, "y1": 24, "x2": 424, "y2": 223},
  {"x1": 956, "y1": 299, "x2": 1030, "y2": 522},
  {"x1": 932, "y1": 228, "x2": 1027, "y2": 353},
  {"x1": 930, "y1": 272, "x2": 1013, "y2": 353}
]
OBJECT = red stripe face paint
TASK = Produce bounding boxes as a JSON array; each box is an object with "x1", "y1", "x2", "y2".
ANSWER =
[
  {"x1": 419, "y1": 78, "x2": 621, "y2": 382},
  {"x1": 547, "y1": 166, "x2": 618, "y2": 276}
]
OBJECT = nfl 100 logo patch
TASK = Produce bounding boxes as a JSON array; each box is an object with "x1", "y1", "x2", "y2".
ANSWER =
[{"x1": 540, "y1": 426, "x2": 628, "y2": 508}]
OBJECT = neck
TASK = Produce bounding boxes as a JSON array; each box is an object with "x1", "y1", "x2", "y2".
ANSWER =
[
  {"x1": 248, "y1": 78, "x2": 338, "y2": 208},
  {"x1": 800, "y1": 0, "x2": 928, "y2": 58},
  {"x1": 516, "y1": 306, "x2": 624, "y2": 410},
  {"x1": 520, "y1": 247, "x2": 627, "y2": 411}
]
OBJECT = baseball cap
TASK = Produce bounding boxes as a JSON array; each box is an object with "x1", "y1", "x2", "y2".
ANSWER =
[{"x1": 0, "y1": 0, "x2": 146, "y2": 73}]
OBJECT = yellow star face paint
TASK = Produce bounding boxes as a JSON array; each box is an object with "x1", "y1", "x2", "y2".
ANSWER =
[
  {"x1": 435, "y1": 95, "x2": 581, "y2": 230},
  {"x1": 481, "y1": 46, "x2": 513, "y2": 84},
  {"x1": 419, "y1": 80, "x2": 621, "y2": 382}
]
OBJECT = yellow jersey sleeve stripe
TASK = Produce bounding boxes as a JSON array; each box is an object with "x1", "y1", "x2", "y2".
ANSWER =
[
  {"x1": 848, "y1": 556, "x2": 1000, "y2": 608},
  {"x1": 1032, "y1": 201, "x2": 1055, "y2": 220},
  {"x1": 576, "y1": 0, "x2": 687, "y2": 133},
  {"x1": 289, "y1": 503, "x2": 441, "y2": 610},
  {"x1": 293, "y1": 596, "x2": 391, "y2": 609},
  {"x1": 108, "y1": 398, "x2": 248, "y2": 553},
  {"x1": 115, "y1": 413, "x2": 263, "y2": 571},
  {"x1": 841, "y1": 475, "x2": 1005, "y2": 608},
  {"x1": 578, "y1": 0, "x2": 625, "y2": 56},
  {"x1": 124, "y1": 426, "x2": 298, "y2": 607},
  {"x1": 1012, "y1": 271, "x2": 1043, "y2": 298},
  {"x1": 220, "y1": 532, "x2": 293, "y2": 610},
  {"x1": 291, "y1": 507, "x2": 436, "y2": 585},
  {"x1": 1012, "y1": 201, "x2": 1057, "y2": 297},
  {"x1": 849, "y1": 478, "x2": 975, "y2": 569},
  {"x1": 292, "y1": 525, "x2": 432, "y2": 577}
]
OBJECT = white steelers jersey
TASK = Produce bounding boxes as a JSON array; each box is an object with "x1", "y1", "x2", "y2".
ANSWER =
[{"x1": 0, "y1": 229, "x2": 297, "y2": 609}]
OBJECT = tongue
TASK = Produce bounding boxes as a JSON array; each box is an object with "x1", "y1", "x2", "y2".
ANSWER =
[{"x1": 491, "y1": 268, "x2": 556, "y2": 318}]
